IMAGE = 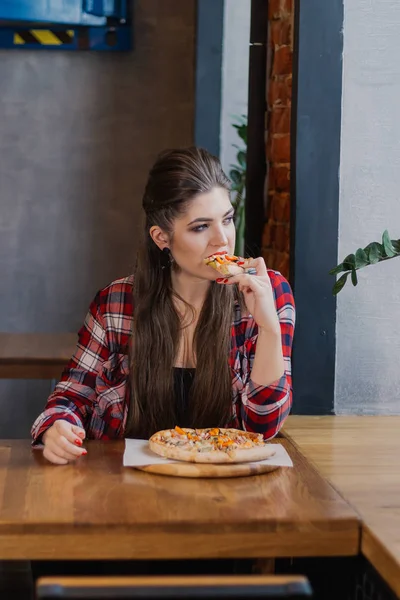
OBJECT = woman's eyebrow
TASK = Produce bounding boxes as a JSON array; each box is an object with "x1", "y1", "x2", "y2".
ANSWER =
[{"x1": 187, "y1": 208, "x2": 235, "y2": 226}]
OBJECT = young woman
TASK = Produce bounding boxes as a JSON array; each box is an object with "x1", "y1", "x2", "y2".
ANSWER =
[{"x1": 31, "y1": 147, "x2": 295, "y2": 465}]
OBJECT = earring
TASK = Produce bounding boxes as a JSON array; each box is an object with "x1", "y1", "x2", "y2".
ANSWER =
[{"x1": 161, "y1": 247, "x2": 173, "y2": 269}]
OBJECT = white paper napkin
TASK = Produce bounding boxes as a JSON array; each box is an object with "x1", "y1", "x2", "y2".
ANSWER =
[{"x1": 123, "y1": 438, "x2": 293, "y2": 468}]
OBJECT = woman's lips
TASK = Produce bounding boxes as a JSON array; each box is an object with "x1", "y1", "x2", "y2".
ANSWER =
[{"x1": 206, "y1": 251, "x2": 228, "y2": 259}]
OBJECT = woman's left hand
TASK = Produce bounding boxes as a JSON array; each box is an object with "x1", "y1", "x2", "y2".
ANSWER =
[{"x1": 217, "y1": 257, "x2": 281, "y2": 334}]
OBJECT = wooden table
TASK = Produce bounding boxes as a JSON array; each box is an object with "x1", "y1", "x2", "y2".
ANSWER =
[
  {"x1": 283, "y1": 415, "x2": 400, "y2": 598},
  {"x1": 0, "y1": 333, "x2": 76, "y2": 379},
  {"x1": 0, "y1": 438, "x2": 359, "y2": 561}
]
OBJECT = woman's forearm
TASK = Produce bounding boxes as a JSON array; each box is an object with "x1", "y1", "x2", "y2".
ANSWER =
[{"x1": 251, "y1": 328, "x2": 285, "y2": 387}]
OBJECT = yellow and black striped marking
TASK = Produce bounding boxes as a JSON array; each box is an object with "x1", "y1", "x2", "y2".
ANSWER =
[{"x1": 14, "y1": 30, "x2": 74, "y2": 46}]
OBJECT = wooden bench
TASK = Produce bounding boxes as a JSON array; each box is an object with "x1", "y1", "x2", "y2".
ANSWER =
[
  {"x1": 0, "y1": 333, "x2": 76, "y2": 379},
  {"x1": 36, "y1": 575, "x2": 313, "y2": 599}
]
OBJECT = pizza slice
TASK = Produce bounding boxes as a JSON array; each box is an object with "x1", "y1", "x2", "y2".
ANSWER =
[
  {"x1": 149, "y1": 426, "x2": 276, "y2": 464},
  {"x1": 204, "y1": 252, "x2": 251, "y2": 277}
]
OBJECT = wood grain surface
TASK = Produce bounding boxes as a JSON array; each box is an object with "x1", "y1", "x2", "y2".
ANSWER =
[
  {"x1": 283, "y1": 415, "x2": 400, "y2": 597},
  {"x1": 0, "y1": 438, "x2": 359, "y2": 560}
]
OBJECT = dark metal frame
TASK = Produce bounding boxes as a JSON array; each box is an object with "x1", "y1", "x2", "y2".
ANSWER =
[
  {"x1": 290, "y1": 0, "x2": 344, "y2": 414},
  {"x1": 244, "y1": 0, "x2": 344, "y2": 415},
  {"x1": 194, "y1": 0, "x2": 344, "y2": 415},
  {"x1": 194, "y1": 0, "x2": 224, "y2": 156},
  {"x1": 245, "y1": 0, "x2": 269, "y2": 257}
]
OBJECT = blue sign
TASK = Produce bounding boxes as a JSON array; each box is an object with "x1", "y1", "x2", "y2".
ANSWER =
[
  {"x1": 0, "y1": 0, "x2": 131, "y2": 51},
  {"x1": 0, "y1": 0, "x2": 128, "y2": 26}
]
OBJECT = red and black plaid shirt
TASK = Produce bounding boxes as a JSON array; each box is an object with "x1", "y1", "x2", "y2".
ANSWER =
[{"x1": 32, "y1": 271, "x2": 295, "y2": 442}]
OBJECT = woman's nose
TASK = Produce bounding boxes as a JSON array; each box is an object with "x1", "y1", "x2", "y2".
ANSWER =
[{"x1": 211, "y1": 227, "x2": 228, "y2": 246}]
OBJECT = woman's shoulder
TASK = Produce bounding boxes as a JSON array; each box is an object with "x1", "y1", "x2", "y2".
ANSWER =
[
  {"x1": 95, "y1": 275, "x2": 134, "y2": 312},
  {"x1": 92, "y1": 276, "x2": 134, "y2": 345},
  {"x1": 99, "y1": 274, "x2": 134, "y2": 296}
]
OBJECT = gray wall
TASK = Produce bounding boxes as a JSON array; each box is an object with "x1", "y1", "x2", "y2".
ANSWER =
[
  {"x1": 0, "y1": 0, "x2": 196, "y2": 436},
  {"x1": 335, "y1": 0, "x2": 400, "y2": 414}
]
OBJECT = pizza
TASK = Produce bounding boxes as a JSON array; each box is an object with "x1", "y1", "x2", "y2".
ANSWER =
[
  {"x1": 204, "y1": 252, "x2": 251, "y2": 277},
  {"x1": 149, "y1": 426, "x2": 276, "y2": 464}
]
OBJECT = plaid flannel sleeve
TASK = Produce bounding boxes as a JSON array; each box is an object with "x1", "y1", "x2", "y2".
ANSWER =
[
  {"x1": 31, "y1": 292, "x2": 110, "y2": 444},
  {"x1": 240, "y1": 271, "x2": 295, "y2": 439}
]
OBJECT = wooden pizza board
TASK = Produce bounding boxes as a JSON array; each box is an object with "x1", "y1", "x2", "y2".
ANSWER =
[{"x1": 135, "y1": 462, "x2": 280, "y2": 478}]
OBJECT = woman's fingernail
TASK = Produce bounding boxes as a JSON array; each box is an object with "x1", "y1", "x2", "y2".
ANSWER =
[
  {"x1": 82, "y1": 449, "x2": 87, "y2": 455},
  {"x1": 237, "y1": 261, "x2": 245, "y2": 266},
  {"x1": 223, "y1": 278, "x2": 229, "y2": 283},
  {"x1": 75, "y1": 439, "x2": 82, "y2": 446},
  {"x1": 216, "y1": 278, "x2": 223, "y2": 283}
]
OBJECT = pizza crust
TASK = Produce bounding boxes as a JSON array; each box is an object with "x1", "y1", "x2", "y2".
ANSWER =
[
  {"x1": 149, "y1": 428, "x2": 277, "y2": 464},
  {"x1": 210, "y1": 263, "x2": 245, "y2": 277},
  {"x1": 204, "y1": 254, "x2": 251, "y2": 277}
]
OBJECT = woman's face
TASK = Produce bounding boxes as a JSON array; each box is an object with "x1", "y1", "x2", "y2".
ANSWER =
[{"x1": 170, "y1": 187, "x2": 236, "y2": 280}]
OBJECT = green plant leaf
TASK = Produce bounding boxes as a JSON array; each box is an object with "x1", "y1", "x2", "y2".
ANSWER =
[
  {"x1": 355, "y1": 248, "x2": 369, "y2": 268},
  {"x1": 392, "y1": 239, "x2": 400, "y2": 252},
  {"x1": 232, "y1": 117, "x2": 247, "y2": 141},
  {"x1": 329, "y1": 263, "x2": 347, "y2": 276},
  {"x1": 237, "y1": 150, "x2": 246, "y2": 168},
  {"x1": 333, "y1": 273, "x2": 349, "y2": 295},
  {"x1": 382, "y1": 230, "x2": 396, "y2": 257},
  {"x1": 231, "y1": 114, "x2": 247, "y2": 258},
  {"x1": 331, "y1": 231, "x2": 400, "y2": 295},
  {"x1": 365, "y1": 242, "x2": 383, "y2": 264},
  {"x1": 235, "y1": 202, "x2": 246, "y2": 256},
  {"x1": 236, "y1": 191, "x2": 245, "y2": 211},
  {"x1": 351, "y1": 269, "x2": 358, "y2": 286},
  {"x1": 343, "y1": 253, "x2": 356, "y2": 270},
  {"x1": 237, "y1": 125, "x2": 247, "y2": 144},
  {"x1": 229, "y1": 169, "x2": 242, "y2": 185}
]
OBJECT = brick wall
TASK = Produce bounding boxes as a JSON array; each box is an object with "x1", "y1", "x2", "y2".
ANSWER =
[{"x1": 263, "y1": 0, "x2": 294, "y2": 279}]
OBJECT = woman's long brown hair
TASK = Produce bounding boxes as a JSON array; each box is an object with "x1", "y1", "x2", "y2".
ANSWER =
[{"x1": 125, "y1": 147, "x2": 237, "y2": 439}]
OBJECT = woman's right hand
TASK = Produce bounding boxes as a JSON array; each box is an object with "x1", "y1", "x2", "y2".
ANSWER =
[{"x1": 42, "y1": 419, "x2": 87, "y2": 465}]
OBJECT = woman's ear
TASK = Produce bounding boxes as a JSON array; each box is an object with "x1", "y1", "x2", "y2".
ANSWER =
[{"x1": 149, "y1": 226, "x2": 170, "y2": 251}]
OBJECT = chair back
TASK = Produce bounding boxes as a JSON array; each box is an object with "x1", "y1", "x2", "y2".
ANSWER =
[{"x1": 36, "y1": 574, "x2": 313, "y2": 599}]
